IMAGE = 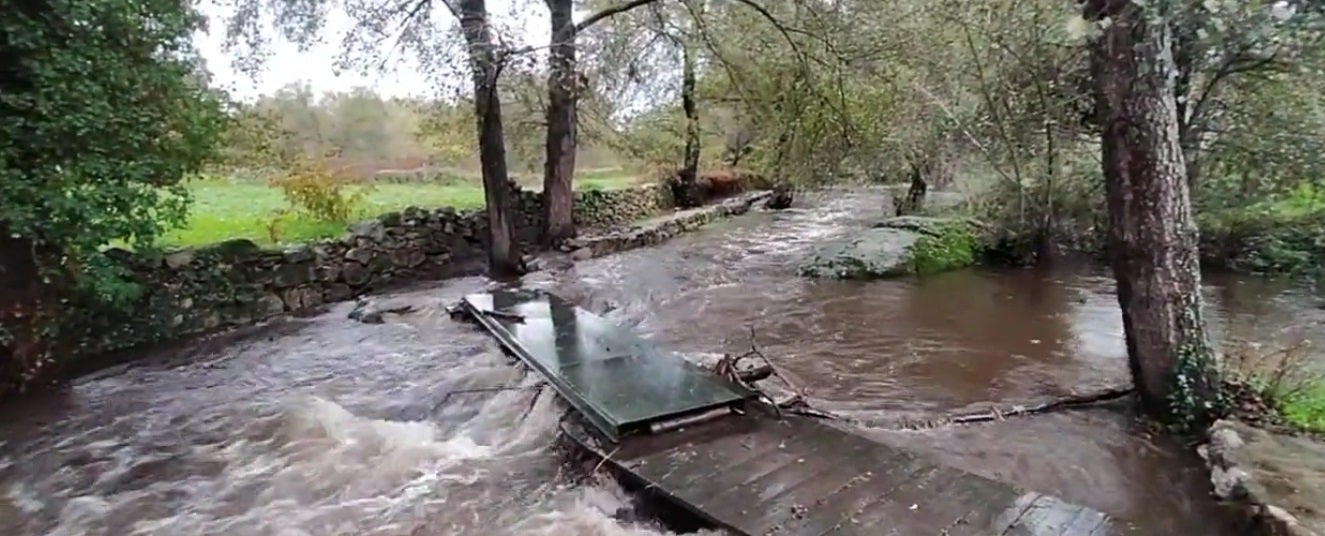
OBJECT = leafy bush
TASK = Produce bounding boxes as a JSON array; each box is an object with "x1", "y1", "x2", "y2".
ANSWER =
[
  {"x1": 1199, "y1": 187, "x2": 1325, "y2": 278},
  {"x1": 0, "y1": 0, "x2": 225, "y2": 297},
  {"x1": 1222, "y1": 339, "x2": 1325, "y2": 433},
  {"x1": 908, "y1": 223, "x2": 979, "y2": 275},
  {"x1": 268, "y1": 161, "x2": 370, "y2": 223}
]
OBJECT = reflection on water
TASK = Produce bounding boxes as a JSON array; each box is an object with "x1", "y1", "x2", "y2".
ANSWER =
[{"x1": 2, "y1": 188, "x2": 1321, "y2": 535}]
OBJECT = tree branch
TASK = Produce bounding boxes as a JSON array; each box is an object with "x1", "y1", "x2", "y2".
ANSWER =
[{"x1": 576, "y1": 0, "x2": 667, "y2": 33}]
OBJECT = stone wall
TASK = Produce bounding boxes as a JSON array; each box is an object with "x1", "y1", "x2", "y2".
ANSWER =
[
  {"x1": 571, "y1": 184, "x2": 675, "y2": 228},
  {"x1": 61, "y1": 181, "x2": 682, "y2": 359}
]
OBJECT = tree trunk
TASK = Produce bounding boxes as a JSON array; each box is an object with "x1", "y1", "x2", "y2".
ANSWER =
[
  {"x1": 677, "y1": 37, "x2": 704, "y2": 208},
  {"x1": 458, "y1": 0, "x2": 522, "y2": 277},
  {"x1": 1169, "y1": 10, "x2": 1204, "y2": 193},
  {"x1": 1087, "y1": 0, "x2": 1222, "y2": 425},
  {"x1": 895, "y1": 161, "x2": 928, "y2": 216},
  {"x1": 541, "y1": 0, "x2": 577, "y2": 246}
]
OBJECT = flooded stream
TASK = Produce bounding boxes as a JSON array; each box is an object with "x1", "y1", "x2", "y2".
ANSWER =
[{"x1": 4, "y1": 188, "x2": 1323, "y2": 535}]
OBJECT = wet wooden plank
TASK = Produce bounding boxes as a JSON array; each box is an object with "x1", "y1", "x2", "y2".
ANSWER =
[
  {"x1": 825, "y1": 465, "x2": 971, "y2": 535},
  {"x1": 702, "y1": 432, "x2": 877, "y2": 531},
  {"x1": 564, "y1": 410, "x2": 1139, "y2": 536},
  {"x1": 799, "y1": 462, "x2": 946, "y2": 535},
  {"x1": 1063, "y1": 507, "x2": 1111, "y2": 535},
  {"x1": 616, "y1": 413, "x2": 770, "y2": 467},
  {"x1": 741, "y1": 438, "x2": 888, "y2": 535},
  {"x1": 1001, "y1": 494, "x2": 1094, "y2": 535},
  {"x1": 942, "y1": 477, "x2": 1034, "y2": 536},
  {"x1": 629, "y1": 420, "x2": 799, "y2": 494}
]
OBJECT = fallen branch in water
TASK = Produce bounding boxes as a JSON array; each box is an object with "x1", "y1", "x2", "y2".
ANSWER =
[
  {"x1": 711, "y1": 331, "x2": 1134, "y2": 429},
  {"x1": 737, "y1": 365, "x2": 773, "y2": 383},
  {"x1": 592, "y1": 445, "x2": 621, "y2": 475},
  {"x1": 430, "y1": 384, "x2": 545, "y2": 414},
  {"x1": 743, "y1": 325, "x2": 806, "y2": 398},
  {"x1": 869, "y1": 386, "x2": 1136, "y2": 430},
  {"x1": 709, "y1": 326, "x2": 829, "y2": 421}
]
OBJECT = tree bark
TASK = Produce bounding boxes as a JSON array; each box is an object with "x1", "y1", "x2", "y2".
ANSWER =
[
  {"x1": 541, "y1": 0, "x2": 577, "y2": 246},
  {"x1": 457, "y1": 0, "x2": 522, "y2": 277},
  {"x1": 1086, "y1": 0, "x2": 1222, "y2": 424},
  {"x1": 895, "y1": 161, "x2": 928, "y2": 216},
  {"x1": 677, "y1": 37, "x2": 704, "y2": 208}
]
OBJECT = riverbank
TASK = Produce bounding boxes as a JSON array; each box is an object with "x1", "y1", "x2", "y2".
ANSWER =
[
  {"x1": 1202, "y1": 419, "x2": 1325, "y2": 536},
  {"x1": 825, "y1": 186, "x2": 1325, "y2": 535},
  {"x1": 7, "y1": 188, "x2": 1322, "y2": 535},
  {"x1": 0, "y1": 180, "x2": 772, "y2": 401}
]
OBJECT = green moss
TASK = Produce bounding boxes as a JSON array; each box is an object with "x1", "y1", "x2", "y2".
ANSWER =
[
  {"x1": 1199, "y1": 184, "x2": 1325, "y2": 277},
  {"x1": 907, "y1": 223, "x2": 979, "y2": 275},
  {"x1": 1281, "y1": 383, "x2": 1325, "y2": 434}
]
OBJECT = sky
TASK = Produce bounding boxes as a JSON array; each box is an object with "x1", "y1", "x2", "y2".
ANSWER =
[{"x1": 196, "y1": 0, "x2": 552, "y2": 101}]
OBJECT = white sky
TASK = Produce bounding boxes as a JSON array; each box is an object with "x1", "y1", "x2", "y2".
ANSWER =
[{"x1": 196, "y1": 0, "x2": 552, "y2": 101}]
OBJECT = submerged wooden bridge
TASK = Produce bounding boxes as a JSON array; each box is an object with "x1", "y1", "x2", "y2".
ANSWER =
[{"x1": 459, "y1": 288, "x2": 1146, "y2": 535}]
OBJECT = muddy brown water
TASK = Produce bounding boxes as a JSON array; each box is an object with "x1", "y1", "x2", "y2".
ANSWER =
[{"x1": 3, "y1": 188, "x2": 1323, "y2": 535}]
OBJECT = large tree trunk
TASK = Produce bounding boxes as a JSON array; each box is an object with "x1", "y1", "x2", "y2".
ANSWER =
[
  {"x1": 676, "y1": 38, "x2": 703, "y2": 208},
  {"x1": 458, "y1": 0, "x2": 522, "y2": 277},
  {"x1": 1087, "y1": 0, "x2": 1222, "y2": 425},
  {"x1": 541, "y1": 0, "x2": 577, "y2": 246}
]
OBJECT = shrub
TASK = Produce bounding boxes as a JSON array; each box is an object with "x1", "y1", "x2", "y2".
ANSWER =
[
  {"x1": 1223, "y1": 339, "x2": 1325, "y2": 433},
  {"x1": 268, "y1": 161, "x2": 370, "y2": 223},
  {"x1": 908, "y1": 223, "x2": 979, "y2": 275}
]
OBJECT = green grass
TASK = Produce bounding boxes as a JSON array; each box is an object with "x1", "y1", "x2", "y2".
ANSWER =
[
  {"x1": 163, "y1": 173, "x2": 643, "y2": 248},
  {"x1": 1281, "y1": 384, "x2": 1325, "y2": 434}
]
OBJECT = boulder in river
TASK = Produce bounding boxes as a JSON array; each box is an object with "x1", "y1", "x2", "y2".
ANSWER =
[
  {"x1": 798, "y1": 217, "x2": 982, "y2": 279},
  {"x1": 1200, "y1": 419, "x2": 1325, "y2": 536},
  {"x1": 348, "y1": 296, "x2": 418, "y2": 324}
]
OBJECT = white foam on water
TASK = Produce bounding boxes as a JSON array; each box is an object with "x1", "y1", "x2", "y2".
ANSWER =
[
  {"x1": 21, "y1": 391, "x2": 708, "y2": 536},
  {"x1": 509, "y1": 477, "x2": 725, "y2": 536}
]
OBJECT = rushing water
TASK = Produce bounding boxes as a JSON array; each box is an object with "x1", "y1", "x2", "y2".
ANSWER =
[{"x1": 4, "y1": 188, "x2": 1324, "y2": 535}]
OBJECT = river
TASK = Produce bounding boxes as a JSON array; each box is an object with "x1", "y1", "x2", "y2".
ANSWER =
[{"x1": 3, "y1": 188, "x2": 1322, "y2": 535}]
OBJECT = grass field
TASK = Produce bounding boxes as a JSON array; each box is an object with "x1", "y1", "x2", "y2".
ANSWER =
[{"x1": 164, "y1": 170, "x2": 643, "y2": 247}]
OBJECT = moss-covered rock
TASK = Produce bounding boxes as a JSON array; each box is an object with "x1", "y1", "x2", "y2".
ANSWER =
[{"x1": 798, "y1": 217, "x2": 982, "y2": 279}]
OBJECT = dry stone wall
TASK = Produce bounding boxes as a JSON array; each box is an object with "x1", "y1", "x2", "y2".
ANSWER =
[{"x1": 66, "y1": 181, "x2": 688, "y2": 357}]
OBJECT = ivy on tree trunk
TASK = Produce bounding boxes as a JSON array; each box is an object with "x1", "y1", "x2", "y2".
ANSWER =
[{"x1": 1086, "y1": 0, "x2": 1224, "y2": 428}]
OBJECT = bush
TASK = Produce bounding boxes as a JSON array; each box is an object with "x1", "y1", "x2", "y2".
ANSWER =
[
  {"x1": 0, "y1": 0, "x2": 225, "y2": 293},
  {"x1": 1199, "y1": 185, "x2": 1325, "y2": 278},
  {"x1": 908, "y1": 223, "x2": 980, "y2": 275},
  {"x1": 1, "y1": 0, "x2": 223, "y2": 397},
  {"x1": 268, "y1": 161, "x2": 370, "y2": 223},
  {"x1": 1223, "y1": 339, "x2": 1325, "y2": 433}
]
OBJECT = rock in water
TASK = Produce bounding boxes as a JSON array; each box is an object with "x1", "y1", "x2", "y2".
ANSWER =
[
  {"x1": 763, "y1": 187, "x2": 794, "y2": 210},
  {"x1": 798, "y1": 217, "x2": 980, "y2": 279},
  {"x1": 348, "y1": 297, "x2": 417, "y2": 324},
  {"x1": 797, "y1": 228, "x2": 921, "y2": 279}
]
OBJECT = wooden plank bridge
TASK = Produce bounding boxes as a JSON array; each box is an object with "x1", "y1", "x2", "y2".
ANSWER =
[{"x1": 459, "y1": 289, "x2": 1148, "y2": 536}]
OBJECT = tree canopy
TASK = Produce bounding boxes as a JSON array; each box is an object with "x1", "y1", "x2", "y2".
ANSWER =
[{"x1": 0, "y1": 0, "x2": 225, "y2": 296}]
